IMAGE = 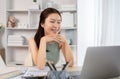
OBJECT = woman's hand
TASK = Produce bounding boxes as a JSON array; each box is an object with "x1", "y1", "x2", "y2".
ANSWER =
[
  {"x1": 41, "y1": 35, "x2": 66, "y2": 47},
  {"x1": 41, "y1": 34, "x2": 74, "y2": 67}
]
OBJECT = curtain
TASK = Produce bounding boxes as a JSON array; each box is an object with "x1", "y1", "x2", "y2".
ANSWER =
[
  {"x1": 77, "y1": 0, "x2": 120, "y2": 66},
  {"x1": 99, "y1": 0, "x2": 120, "y2": 46},
  {"x1": 77, "y1": 0, "x2": 95, "y2": 66}
]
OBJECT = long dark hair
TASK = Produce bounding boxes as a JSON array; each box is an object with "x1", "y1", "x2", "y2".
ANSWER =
[{"x1": 34, "y1": 8, "x2": 61, "y2": 48}]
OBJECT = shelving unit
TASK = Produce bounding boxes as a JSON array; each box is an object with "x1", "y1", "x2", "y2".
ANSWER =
[{"x1": 5, "y1": 0, "x2": 78, "y2": 66}]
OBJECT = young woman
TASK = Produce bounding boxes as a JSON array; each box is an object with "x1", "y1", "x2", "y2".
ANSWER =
[{"x1": 29, "y1": 8, "x2": 74, "y2": 69}]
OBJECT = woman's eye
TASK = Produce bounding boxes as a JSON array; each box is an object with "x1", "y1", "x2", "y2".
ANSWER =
[
  {"x1": 57, "y1": 22, "x2": 61, "y2": 24},
  {"x1": 50, "y1": 21, "x2": 55, "y2": 23}
]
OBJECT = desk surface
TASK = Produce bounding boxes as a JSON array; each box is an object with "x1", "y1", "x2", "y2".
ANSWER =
[
  {"x1": 68, "y1": 66, "x2": 82, "y2": 72},
  {"x1": 67, "y1": 66, "x2": 81, "y2": 76},
  {"x1": 10, "y1": 66, "x2": 81, "y2": 79},
  {"x1": 9, "y1": 66, "x2": 120, "y2": 79}
]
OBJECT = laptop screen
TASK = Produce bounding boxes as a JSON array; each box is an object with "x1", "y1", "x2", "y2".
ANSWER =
[{"x1": 80, "y1": 46, "x2": 120, "y2": 79}]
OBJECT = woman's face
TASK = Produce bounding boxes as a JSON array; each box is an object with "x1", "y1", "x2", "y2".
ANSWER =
[{"x1": 41, "y1": 13, "x2": 61, "y2": 36}]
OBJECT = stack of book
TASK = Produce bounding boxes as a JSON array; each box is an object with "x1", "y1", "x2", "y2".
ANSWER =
[
  {"x1": 0, "y1": 55, "x2": 23, "y2": 79},
  {"x1": 7, "y1": 35, "x2": 26, "y2": 46}
]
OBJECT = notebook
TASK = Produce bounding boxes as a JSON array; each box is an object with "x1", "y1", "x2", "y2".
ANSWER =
[
  {"x1": 23, "y1": 66, "x2": 50, "y2": 78},
  {"x1": 80, "y1": 46, "x2": 120, "y2": 79},
  {"x1": 0, "y1": 55, "x2": 23, "y2": 79}
]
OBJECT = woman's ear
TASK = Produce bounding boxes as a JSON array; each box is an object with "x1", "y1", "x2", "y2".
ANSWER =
[{"x1": 41, "y1": 23, "x2": 44, "y2": 28}]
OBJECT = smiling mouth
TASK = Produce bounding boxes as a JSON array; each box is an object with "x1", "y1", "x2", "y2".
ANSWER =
[{"x1": 51, "y1": 29, "x2": 59, "y2": 33}]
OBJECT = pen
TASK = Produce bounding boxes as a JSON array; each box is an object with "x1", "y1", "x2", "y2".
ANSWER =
[
  {"x1": 51, "y1": 61, "x2": 57, "y2": 71},
  {"x1": 46, "y1": 61, "x2": 54, "y2": 70},
  {"x1": 62, "y1": 61, "x2": 70, "y2": 70}
]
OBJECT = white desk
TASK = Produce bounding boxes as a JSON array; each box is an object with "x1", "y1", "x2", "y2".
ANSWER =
[
  {"x1": 10, "y1": 66, "x2": 81, "y2": 79},
  {"x1": 67, "y1": 66, "x2": 81, "y2": 76}
]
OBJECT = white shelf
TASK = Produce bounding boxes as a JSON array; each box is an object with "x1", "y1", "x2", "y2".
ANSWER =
[
  {"x1": 28, "y1": 9, "x2": 41, "y2": 12},
  {"x1": 7, "y1": 45, "x2": 28, "y2": 47},
  {"x1": 6, "y1": 27, "x2": 77, "y2": 30},
  {"x1": 7, "y1": 45, "x2": 76, "y2": 48},
  {"x1": 7, "y1": 61, "x2": 24, "y2": 66},
  {"x1": 6, "y1": 9, "x2": 28, "y2": 12},
  {"x1": 59, "y1": 9, "x2": 77, "y2": 12},
  {"x1": 6, "y1": 27, "x2": 37, "y2": 30},
  {"x1": 61, "y1": 27, "x2": 77, "y2": 29},
  {"x1": 28, "y1": 9, "x2": 77, "y2": 12}
]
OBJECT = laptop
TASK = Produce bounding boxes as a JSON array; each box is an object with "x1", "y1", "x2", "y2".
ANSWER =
[{"x1": 80, "y1": 46, "x2": 120, "y2": 79}]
